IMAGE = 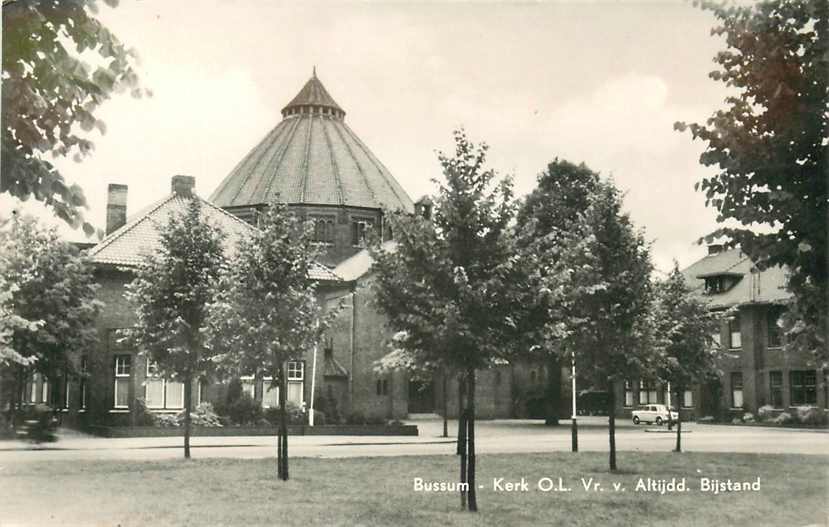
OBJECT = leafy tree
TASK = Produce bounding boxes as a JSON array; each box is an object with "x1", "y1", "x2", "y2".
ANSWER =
[
  {"x1": 654, "y1": 264, "x2": 720, "y2": 452},
  {"x1": 2, "y1": 0, "x2": 148, "y2": 234},
  {"x1": 545, "y1": 180, "x2": 657, "y2": 471},
  {"x1": 0, "y1": 212, "x2": 100, "y2": 425},
  {"x1": 371, "y1": 129, "x2": 522, "y2": 512},
  {"x1": 675, "y1": 0, "x2": 828, "y2": 365},
  {"x1": 206, "y1": 201, "x2": 333, "y2": 481},
  {"x1": 125, "y1": 198, "x2": 226, "y2": 459},
  {"x1": 516, "y1": 159, "x2": 602, "y2": 426}
]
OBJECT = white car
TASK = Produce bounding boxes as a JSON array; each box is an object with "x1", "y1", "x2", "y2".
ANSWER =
[{"x1": 631, "y1": 404, "x2": 679, "y2": 426}]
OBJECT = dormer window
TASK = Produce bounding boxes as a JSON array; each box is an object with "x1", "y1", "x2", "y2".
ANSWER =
[
  {"x1": 704, "y1": 276, "x2": 726, "y2": 294},
  {"x1": 699, "y1": 271, "x2": 743, "y2": 295}
]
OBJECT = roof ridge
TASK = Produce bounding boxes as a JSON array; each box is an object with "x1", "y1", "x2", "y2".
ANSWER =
[
  {"x1": 300, "y1": 115, "x2": 315, "y2": 203},
  {"x1": 251, "y1": 118, "x2": 299, "y2": 202},
  {"x1": 263, "y1": 116, "x2": 305, "y2": 200},
  {"x1": 88, "y1": 193, "x2": 177, "y2": 258},
  {"x1": 343, "y1": 122, "x2": 411, "y2": 210},
  {"x1": 228, "y1": 125, "x2": 285, "y2": 205},
  {"x1": 320, "y1": 117, "x2": 346, "y2": 205},
  {"x1": 329, "y1": 118, "x2": 380, "y2": 207}
]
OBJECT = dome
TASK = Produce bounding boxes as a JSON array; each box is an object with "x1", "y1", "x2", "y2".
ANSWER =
[{"x1": 210, "y1": 71, "x2": 414, "y2": 213}]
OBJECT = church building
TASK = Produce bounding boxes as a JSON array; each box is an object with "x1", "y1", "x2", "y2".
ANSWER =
[{"x1": 21, "y1": 71, "x2": 518, "y2": 427}]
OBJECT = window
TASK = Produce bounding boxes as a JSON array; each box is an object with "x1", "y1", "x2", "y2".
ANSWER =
[
  {"x1": 624, "y1": 381, "x2": 634, "y2": 407},
  {"x1": 240, "y1": 375, "x2": 255, "y2": 399},
  {"x1": 145, "y1": 360, "x2": 184, "y2": 409},
  {"x1": 704, "y1": 276, "x2": 726, "y2": 295},
  {"x1": 286, "y1": 361, "x2": 304, "y2": 405},
  {"x1": 731, "y1": 372, "x2": 743, "y2": 408},
  {"x1": 711, "y1": 331, "x2": 722, "y2": 349},
  {"x1": 262, "y1": 377, "x2": 279, "y2": 408},
  {"x1": 114, "y1": 355, "x2": 131, "y2": 408},
  {"x1": 310, "y1": 215, "x2": 335, "y2": 244},
  {"x1": 351, "y1": 218, "x2": 373, "y2": 247},
  {"x1": 682, "y1": 390, "x2": 693, "y2": 408},
  {"x1": 727, "y1": 315, "x2": 741, "y2": 349},
  {"x1": 767, "y1": 307, "x2": 784, "y2": 348},
  {"x1": 790, "y1": 370, "x2": 817, "y2": 406},
  {"x1": 376, "y1": 379, "x2": 389, "y2": 396},
  {"x1": 769, "y1": 371, "x2": 783, "y2": 408},
  {"x1": 639, "y1": 380, "x2": 658, "y2": 404}
]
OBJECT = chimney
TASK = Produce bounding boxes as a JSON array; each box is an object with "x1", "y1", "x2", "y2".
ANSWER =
[
  {"x1": 414, "y1": 196, "x2": 433, "y2": 220},
  {"x1": 707, "y1": 244, "x2": 724, "y2": 255},
  {"x1": 171, "y1": 175, "x2": 195, "y2": 197},
  {"x1": 105, "y1": 184, "x2": 128, "y2": 235}
]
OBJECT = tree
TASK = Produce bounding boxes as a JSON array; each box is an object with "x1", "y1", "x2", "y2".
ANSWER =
[
  {"x1": 206, "y1": 201, "x2": 332, "y2": 481},
  {"x1": 125, "y1": 198, "x2": 226, "y2": 459},
  {"x1": 371, "y1": 129, "x2": 522, "y2": 511},
  {"x1": 0, "y1": 212, "x2": 100, "y2": 425},
  {"x1": 545, "y1": 180, "x2": 657, "y2": 471},
  {"x1": 2, "y1": 0, "x2": 148, "y2": 234},
  {"x1": 516, "y1": 159, "x2": 602, "y2": 426},
  {"x1": 675, "y1": 0, "x2": 828, "y2": 365},
  {"x1": 654, "y1": 264, "x2": 720, "y2": 452}
]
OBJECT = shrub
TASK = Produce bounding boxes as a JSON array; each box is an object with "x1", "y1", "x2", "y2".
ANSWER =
[
  {"x1": 219, "y1": 393, "x2": 262, "y2": 426},
  {"x1": 365, "y1": 414, "x2": 386, "y2": 425},
  {"x1": 155, "y1": 413, "x2": 180, "y2": 427},
  {"x1": 263, "y1": 401, "x2": 308, "y2": 426},
  {"x1": 731, "y1": 417, "x2": 742, "y2": 425},
  {"x1": 133, "y1": 398, "x2": 157, "y2": 426},
  {"x1": 773, "y1": 412, "x2": 793, "y2": 425},
  {"x1": 187, "y1": 403, "x2": 223, "y2": 427},
  {"x1": 795, "y1": 406, "x2": 828, "y2": 426},
  {"x1": 697, "y1": 415, "x2": 715, "y2": 423},
  {"x1": 742, "y1": 412, "x2": 755, "y2": 423},
  {"x1": 347, "y1": 411, "x2": 366, "y2": 425},
  {"x1": 21, "y1": 404, "x2": 58, "y2": 442},
  {"x1": 757, "y1": 405, "x2": 776, "y2": 422}
]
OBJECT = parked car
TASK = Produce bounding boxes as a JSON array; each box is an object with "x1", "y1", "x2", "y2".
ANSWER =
[{"x1": 631, "y1": 404, "x2": 678, "y2": 425}]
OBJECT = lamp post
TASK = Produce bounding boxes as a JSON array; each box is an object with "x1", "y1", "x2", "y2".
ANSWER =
[{"x1": 571, "y1": 352, "x2": 578, "y2": 452}]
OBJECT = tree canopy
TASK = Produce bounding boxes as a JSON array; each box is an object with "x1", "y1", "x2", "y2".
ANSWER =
[
  {"x1": 2, "y1": 0, "x2": 148, "y2": 235},
  {"x1": 515, "y1": 159, "x2": 603, "y2": 425},
  {"x1": 544, "y1": 179, "x2": 657, "y2": 471},
  {"x1": 125, "y1": 198, "x2": 226, "y2": 458},
  {"x1": 676, "y1": 0, "x2": 828, "y2": 363},
  {"x1": 371, "y1": 129, "x2": 523, "y2": 511},
  {"x1": 207, "y1": 201, "x2": 333, "y2": 480}
]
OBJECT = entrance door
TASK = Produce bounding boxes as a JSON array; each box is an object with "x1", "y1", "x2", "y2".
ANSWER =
[{"x1": 408, "y1": 379, "x2": 434, "y2": 413}]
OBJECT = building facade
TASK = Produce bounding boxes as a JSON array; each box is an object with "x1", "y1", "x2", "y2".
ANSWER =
[{"x1": 614, "y1": 245, "x2": 827, "y2": 420}]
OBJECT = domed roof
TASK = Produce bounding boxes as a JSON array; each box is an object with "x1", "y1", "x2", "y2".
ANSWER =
[{"x1": 210, "y1": 71, "x2": 414, "y2": 213}]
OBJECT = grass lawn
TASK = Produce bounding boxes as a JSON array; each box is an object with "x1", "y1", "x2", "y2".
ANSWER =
[{"x1": 1, "y1": 452, "x2": 826, "y2": 526}]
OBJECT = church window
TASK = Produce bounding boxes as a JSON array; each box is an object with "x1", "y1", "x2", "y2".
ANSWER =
[
  {"x1": 310, "y1": 215, "x2": 335, "y2": 244},
  {"x1": 351, "y1": 218, "x2": 374, "y2": 247}
]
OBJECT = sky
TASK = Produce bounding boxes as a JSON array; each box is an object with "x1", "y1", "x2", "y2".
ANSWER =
[{"x1": 8, "y1": 0, "x2": 735, "y2": 272}]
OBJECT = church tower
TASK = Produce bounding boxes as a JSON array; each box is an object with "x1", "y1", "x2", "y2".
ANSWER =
[{"x1": 210, "y1": 70, "x2": 414, "y2": 266}]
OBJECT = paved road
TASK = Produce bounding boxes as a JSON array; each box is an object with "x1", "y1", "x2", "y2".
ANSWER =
[{"x1": 1, "y1": 418, "x2": 826, "y2": 463}]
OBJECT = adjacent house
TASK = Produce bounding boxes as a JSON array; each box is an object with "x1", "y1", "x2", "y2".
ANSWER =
[{"x1": 615, "y1": 244, "x2": 827, "y2": 419}]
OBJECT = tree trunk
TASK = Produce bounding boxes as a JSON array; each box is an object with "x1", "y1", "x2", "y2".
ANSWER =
[
  {"x1": 545, "y1": 355, "x2": 561, "y2": 426},
  {"x1": 608, "y1": 379, "x2": 617, "y2": 471},
  {"x1": 442, "y1": 370, "x2": 449, "y2": 438},
  {"x1": 674, "y1": 387, "x2": 683, "y2": 453},
  {"x1": 279, "y1": 361, "x2": 289, "y2": 481},
  {"x1": 466, "y1": 368, "x2": 478, "y2": 512},
  {"x1": 457, "y1": 375, "x2": 465, "y2": 456},
  {"x1": 457, "y1": 374, "x2": 466, "y2": 510},
  {"x1": 183, "y1": 374, "x2": 192, "y2": 459}
]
